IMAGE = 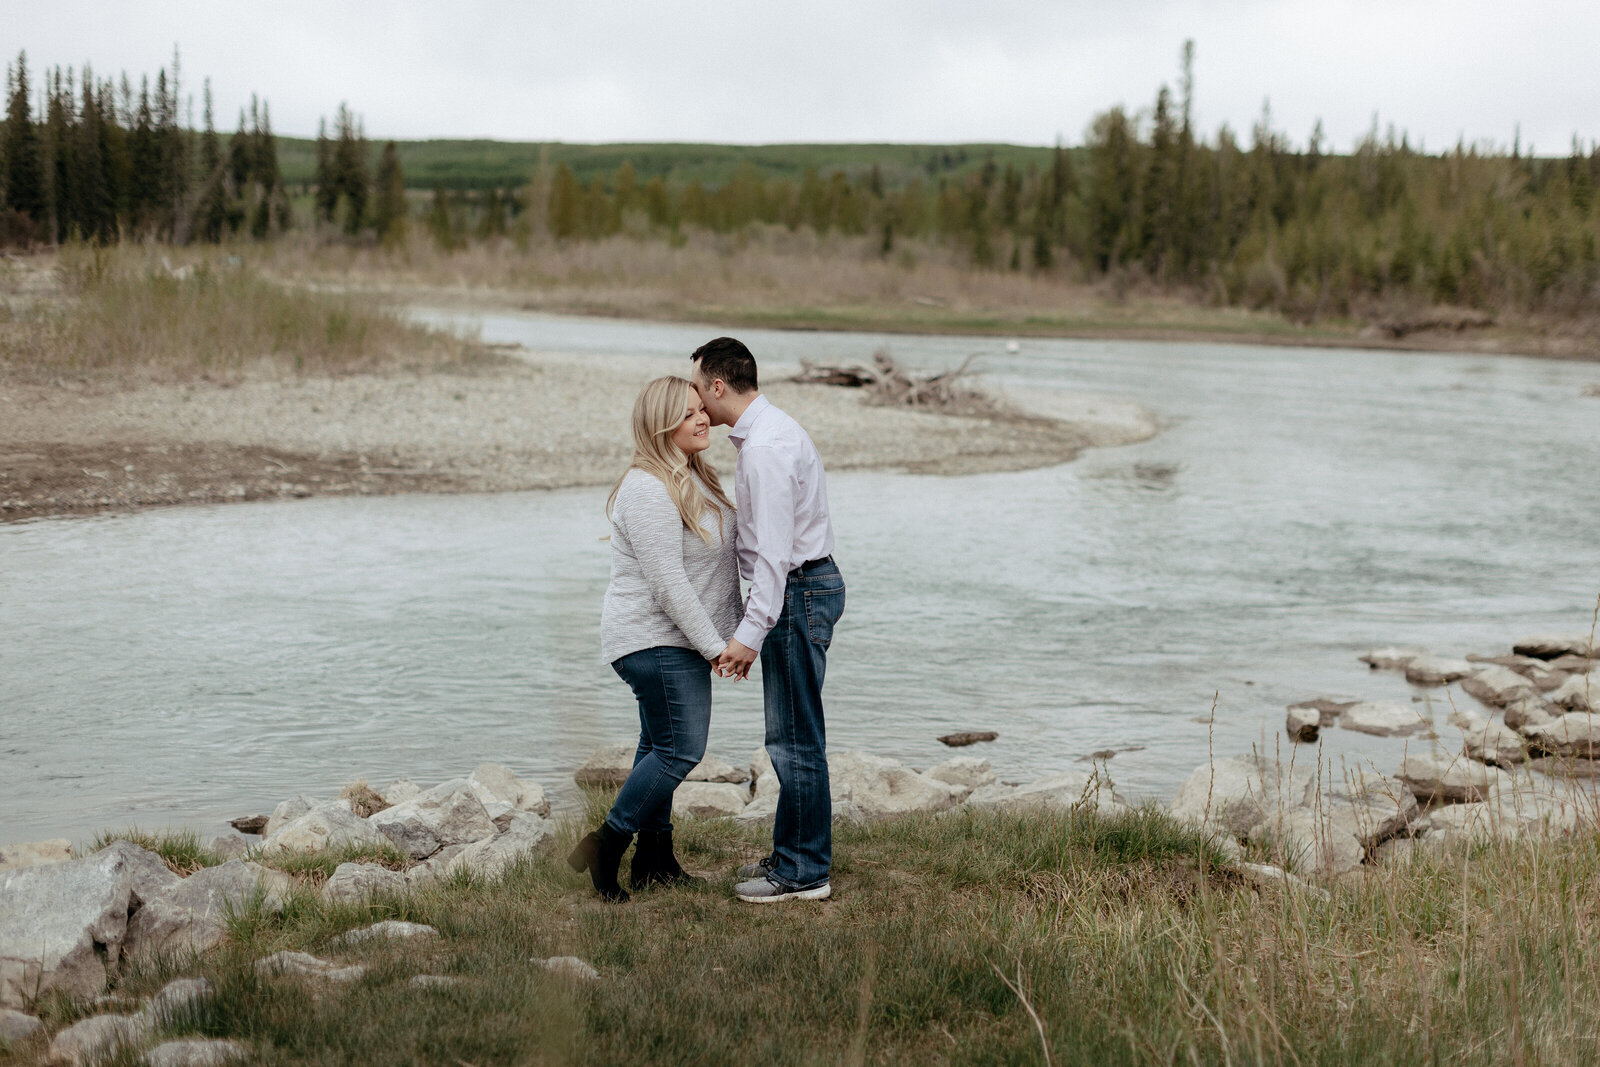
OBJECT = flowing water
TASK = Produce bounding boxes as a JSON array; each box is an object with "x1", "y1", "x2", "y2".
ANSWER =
[{"x1": 4, "y1": 312, "x2": 1598, "y2": 844}]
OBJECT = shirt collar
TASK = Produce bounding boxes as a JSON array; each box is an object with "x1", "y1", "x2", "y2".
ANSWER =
[{"x1": 726, "y1": 393, "x2": 770, "y2": 448}]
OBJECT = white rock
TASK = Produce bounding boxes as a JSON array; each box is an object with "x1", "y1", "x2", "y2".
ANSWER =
[
  {"x1": 254, "y1": 951, "x2": 365, "y2": 983},
  {"x1": 1403, "y1": 655, "x2": 1474, "y2": 686},
  {"x1": 139, "y1": 977, "x2": 215, "y2": 1027},
  {"x1": 0, "y1": 839, "x2": 73, "y2": 872},
  {"x1": 207, "y1": 835, "x2": 249, "y2": 861},
  {"x1": 1449, "y1": 710, "x2": 1528, "y2": 765},
  {"x1": 380, "y1": 779, "x2": 422, "y2": 806},
  {"x1": 671, "y1": 782, "x2": 750, "y2": 819},
  {"x1": 1168, "y1": 755, "x2": 1317, "y2": 836},
  {"x1": 368, "y1": 779, "x2": 497, "y2": 860},
  {"x1": 1397, "y1": 751, "x2": 1507, "y2": 802},
  {"x1": 1524, "y1": 713, "x2": 1600, "y2": 758},
  {"x1": 967, "y1": 770, "x2": 1124, "y2": 814},
  {"x1": 1503, "y1": 695, "x2": 1560, "y2": 732},
  {"x1": 1249, "y1": 809, "x2": 1364, "y2": 877},
  {"x1": 735, "y1": 749, "x2": 781, "y2": 823},
  {"x1": 409, "y1": 974, "x2": 461, "y2": 990},
  {"x1": 1548, "y1": 674, "x2": 1595, "y2": 713},
  {"x1": 446, "y1": 811, "x2": 557, "y2": 880},
  {"x1": 573, "y1": 743, "x2": 636, "y2": 788},
  {"x1": 0, "y1": 844, "x2": 166, "y2": 1009},
  {"x1": 925, "y1": 756, "x2": 995, "y2": 792},
  {"x1": 46, "y1": 1013, "x2": 149, "y2": 1065},
  {"x1": 1237, "y1": 862, "x2": 1331, "y2": 901},
  {"x1": 321, "y1": 863, "x2": 408, "y2": 903},
  {"x1": 333, "y1": 921, "x2": 439, "y2": 946},
  {"x1": 467, "y1": 762, "x2": 551, "y2": 818},
  {"x1": 0, "y1": 1008, "x2": 43, "y2": 1042},
  {"x1": 260, "y1": 802, "x2": 390, "y2": 856},
  {"x1": 827, "y1": 751, "x2": 966, "y2": 819},
  {"x1": 1513, "y1": 633, "x2": 1598, "y2": 659},
  {"x1": 535, "y1": 956, "x2": 598, "y2": 982},
  {"x1": 262, "y1": 795, "x2": 317, "y2": 839},
  {"x1": 687, "y1": 753, "x2": 752, "y2": 784},
  {"x1": 143, "y1": 1038, "x2": 250, "y2": 1067},
  {"x1": 1286, "y1": 705, "x2": 1321, "y2": 743},
  {"x1": 1359, "y1": 646, "x2": 1425, "y2": 670},
  {"x1": 1462, "y1": 666, "x2": 1538, "y2": 707},
  {"x1": 1374, "y1": 838, "x2": 1431, "y2": 866},
  {"x1": 1341, "y1": 701, "x2": 1432, "y2": 737},
  {"x1": 125, "y1": 860, "x2": 291, "y2": 961},
  {"x1": 403, "y1": 844, "x2": 469, "y2": 890},
  {"x1": 1322, "y1": 772, "x2": 1419, "y2": 846}
]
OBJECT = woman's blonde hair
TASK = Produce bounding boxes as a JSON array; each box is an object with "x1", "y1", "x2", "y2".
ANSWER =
[{"x1": 607, "y1": 376, "x2": 734, "y2": 543}]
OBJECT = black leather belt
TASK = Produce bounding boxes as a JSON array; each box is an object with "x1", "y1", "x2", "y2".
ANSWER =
[{"x1": 790, "y1": 555, "x2": 834, "y2": 576}]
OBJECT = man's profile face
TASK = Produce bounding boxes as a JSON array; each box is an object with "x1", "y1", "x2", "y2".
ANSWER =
[{"x1": 692, "y1": 364, "x2": 728, "y2": 425}]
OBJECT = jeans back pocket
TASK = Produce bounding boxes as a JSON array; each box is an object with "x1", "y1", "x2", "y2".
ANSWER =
[{"x1": 802, "y1": 583, "x2": 846, "y2": 648}]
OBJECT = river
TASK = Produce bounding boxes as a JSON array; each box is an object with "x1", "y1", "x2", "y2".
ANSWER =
[{"x1": 3, "y1": 312, "x2": 1598, "y2": 844}]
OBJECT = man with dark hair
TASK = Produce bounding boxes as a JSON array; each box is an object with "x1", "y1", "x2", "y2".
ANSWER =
[{"x1": 691, "y1": 336, "x2": 843, "y2": 903}]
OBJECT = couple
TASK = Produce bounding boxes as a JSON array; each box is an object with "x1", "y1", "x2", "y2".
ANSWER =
[{"x1": 567, "y1": 336, "x2": 844, "y2": 905}]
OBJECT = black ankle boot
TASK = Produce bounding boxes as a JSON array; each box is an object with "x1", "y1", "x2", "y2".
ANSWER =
[
  {"x1": 567, "y1": 823, "x2": 633, "y2": 902},
  {"x1": 632, "y1": 828, "x2": 704, "y2": 889}
]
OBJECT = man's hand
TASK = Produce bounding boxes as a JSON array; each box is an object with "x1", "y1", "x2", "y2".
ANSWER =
[{"x1": 714, "y1": 640, "x2": 758, "y2": 680}]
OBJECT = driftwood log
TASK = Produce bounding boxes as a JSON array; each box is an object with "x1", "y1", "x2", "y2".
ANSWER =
[{"x1": 791, "y1": 348, "x2": 993, "y2": 413}]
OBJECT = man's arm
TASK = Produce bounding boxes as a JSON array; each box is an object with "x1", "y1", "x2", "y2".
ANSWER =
[{"x1": 716, "y1": 444, "x2": 796, "y2": 678}]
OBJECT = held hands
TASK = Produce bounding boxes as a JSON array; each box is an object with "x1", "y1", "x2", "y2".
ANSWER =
[{"x1": 713, "y1": 640, "x2": 758, "y2": 680}]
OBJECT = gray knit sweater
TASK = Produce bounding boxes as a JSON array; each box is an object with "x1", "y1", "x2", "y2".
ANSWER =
[{"x1": 600, "y1": 468, "x2": 742, "y2": 664}]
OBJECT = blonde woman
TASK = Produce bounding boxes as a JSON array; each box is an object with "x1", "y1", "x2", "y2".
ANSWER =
[{"x1": 567, "y1": 375, "x2": 741, "y2": 902}]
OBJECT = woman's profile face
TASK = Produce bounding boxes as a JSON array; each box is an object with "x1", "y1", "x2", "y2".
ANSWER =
[{"x1": 669, "y1": 391, "x2": 712, "y2": 455}]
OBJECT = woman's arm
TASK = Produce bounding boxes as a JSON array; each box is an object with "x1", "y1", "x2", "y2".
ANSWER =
[{"x1": 617, "y1": 478, "x2": 728, "y2": 660}]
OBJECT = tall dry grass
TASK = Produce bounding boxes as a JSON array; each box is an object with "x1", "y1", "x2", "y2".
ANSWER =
[{"x1": 0, "y1": 243, "x2": 468, "y2": 381}]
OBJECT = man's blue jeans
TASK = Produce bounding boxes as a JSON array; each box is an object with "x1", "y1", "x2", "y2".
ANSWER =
[
  {"x1": 762, "y1": 560, "x2": 845, "y2": 890},
  {"x1": 604, "y1": 646, "x2": 712, "y2": 835}
]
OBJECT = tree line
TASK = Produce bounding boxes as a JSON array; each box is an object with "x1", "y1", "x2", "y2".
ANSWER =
[{"x1": 4, "y1": 44, "x2": 1598, "y2": 320}]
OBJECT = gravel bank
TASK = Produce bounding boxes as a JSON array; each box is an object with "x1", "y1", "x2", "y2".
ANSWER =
[{"x1": 0, "y1": 347, "x2": 1156, "y2": 520}]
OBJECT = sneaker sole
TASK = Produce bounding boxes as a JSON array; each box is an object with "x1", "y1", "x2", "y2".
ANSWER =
[{"x1": 736, "y1": 883, "x2": 832, "y2": 904}]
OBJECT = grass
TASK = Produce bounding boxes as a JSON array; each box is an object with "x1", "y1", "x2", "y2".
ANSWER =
[
  {"x1": 0, "y1": 243, "x2": 471, "y2": 381},
  {"x1": 12, "y1": 802, "x2": 1600, "y2": 1065}
]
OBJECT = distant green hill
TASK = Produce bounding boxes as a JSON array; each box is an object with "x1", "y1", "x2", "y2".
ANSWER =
[{"x1": 274, "y1": 138, "x2": 1062, "y2": 190}]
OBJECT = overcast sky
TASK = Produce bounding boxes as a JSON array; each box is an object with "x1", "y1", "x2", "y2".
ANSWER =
[{"x1": 7, "y1": 1, "x2": 1597, "y2": 154}]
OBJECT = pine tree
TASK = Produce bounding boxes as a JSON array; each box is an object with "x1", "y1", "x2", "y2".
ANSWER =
[
  {"x1": 548, "y1": 162, "x2": 579, "y2": 239},
  {"x1": 330, "y1": 103, "x2": 368, "y2": 235},
  {"x1": 312, "y1": 118, "x2": 335, "y2": 224},
  {"x1": 195, "y1": 80, "x2": 227, "y2": 243},
  {"x1": 127, "y1": 78, "x2": 158, "y2": 233},
  {"x1": 1086, "y1": 107, "x2": 1137, "y2": 271},
  {"x1": 373, "y1": 140, "x2": 406, "y2": 246},
  {"x1": 425, "y1": 184, "x2": 456, "y2": 250},
  {"x1": 2, "y1": 52, "x2": 47, "y2": 227},
  {"x1": 75, "y1": 67, "x2": 115, "y2": 241}
]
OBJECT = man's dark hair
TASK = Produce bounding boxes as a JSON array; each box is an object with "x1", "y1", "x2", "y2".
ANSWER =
[{"x1": 691, "y1": 336, "x2": 759, "y2": 394}]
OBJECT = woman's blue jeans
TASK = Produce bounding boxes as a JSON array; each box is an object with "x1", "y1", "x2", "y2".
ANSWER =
[{"x1": 604, "y1": 646, "x2": 712, "y2": 836}]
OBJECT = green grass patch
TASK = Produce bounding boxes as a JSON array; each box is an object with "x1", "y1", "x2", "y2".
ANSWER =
[{"x1": 88, "y1": 827, "x2": 229, "y2": 876}]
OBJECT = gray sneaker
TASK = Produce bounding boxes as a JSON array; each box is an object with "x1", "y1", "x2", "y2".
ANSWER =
[
  {"x1": 736, "y1": 856, "x2": 774, "y2": 879},
  {"x1": 734, "y1": 875, "x2": 832, "y2": 904}
]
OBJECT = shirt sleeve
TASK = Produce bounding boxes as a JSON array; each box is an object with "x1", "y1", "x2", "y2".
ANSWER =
[
  {"x1": 733, "y1": 444, "x2": 797, "y2": 652},
  {"x1": 618, "y1": 479, "x2": 728, "y2": 660}
]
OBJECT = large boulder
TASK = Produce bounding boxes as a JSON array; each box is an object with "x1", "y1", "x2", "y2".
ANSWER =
[
  {"x1": 1403, "y1": 655, "x2": 1474, "y2": 686},
  {"x1": 1248, "y1": 809, "x2": 1364, "y2": 877},
  {"x1": 0, "y1": 843, "x2": 173, "y2": 1009},
  {"x1": 1449, "y1": 710, "x2": 1528, "y2": 765},
  {"x1": 1359, "y1": 647, "x2": 1424, "y2": 670},
  {"x1": 967, "y1": 770, "x2": 1125, "y2": 815},
  {"x1": 321, "y1": 863, "x2": 408, "y2": 904},
  {"x1": 925, "y1": 756, "x2": 996, "y2": 793},
  {"x1": 1548, "y1": 673, "x2": 1594, "y2": 713},
  {"x1": 1513, "y1": 633, "x2": 1598, "y2": 660},
  {"x1": 46, "y1": 1013, "x2": 149, "y2": 1065},
  {"x1": 379, "y1": 779, "x2": 422, "y2": 806},
  {"x1": 1341, "y1": 701, "x2": 1432, "y2": 737},
  {"x1": 124, "y1": 860, "x2": 291, "y2": 961},
  {"x1": 1462, "y1": 666, "x2": 1539, "y2": 708},
  {"x1": 144, "y1": 1038, "x2": 250, "y2": 1067},
  {"x1": 1524, "y1": 714, "x2": 1600, "y2": 758},
  {"x1": 573, "y1": 744, "x2": 636, "y2": 788},
  {"x1": 368, "y1": 779, "x2": 496, "y2": 860},
  {"x1": 0, "y1": 1008, "x2": 44, "y2": 1042},
  {"x1": 259, "y1": 802, "x2": 388, "y2": 856},
  {"x1": 139, "y1": 977, "x2": 215, "y2": 1027},
  {"x1": 466, "y1": 762, "x2": 551, "y2": 819},
  {"x1": 671, "y1": 782, "x2": 750, "y2": 819},
  {"x1": 1321, "y1": 772, "x2": 1419, "y2": 846},
  {"x1": 686, "y1": 753, "x2": 752, "y2": 785},
  {"x1": 0, "y1": 840, "x2": 73, "y2": 873},
  {"x1": 735, "y1": 749, "x2": 781, "y2": 824},
  {"x1": 262, "y1": 795, "x2": 319, "y2": 839},
  {"x1": 1169, "y1": 755, "x2": 1318, "y2": 836},
  {"x1": 446, "y1": 811, "x2": 557, "y2": 881},
  {"x1": 1503, "y1": 695, "x2": 1560, "y2": 732},
  {"x1": 1285, "y1": 704, "x2": 1321, "y2": 743},
  {"x1": 1397, "y1": 751, "x2": 1507, "y2": 802},
  {"x1": 826, "y1": 751, "x2": 965, "y2": 819}
]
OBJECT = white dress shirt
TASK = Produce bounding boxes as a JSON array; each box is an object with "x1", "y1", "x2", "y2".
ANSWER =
[{"x1": 728, "y1": 394, "x2": 836, "y2": 651}]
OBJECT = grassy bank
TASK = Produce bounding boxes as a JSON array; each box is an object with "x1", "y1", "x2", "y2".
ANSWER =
[
  {"x1": 12, "y1": 802, "x2": 1600, "y2": 1065},
  {"x1": 0, "y1": 246, "x2": 469, "y2": 382}
]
